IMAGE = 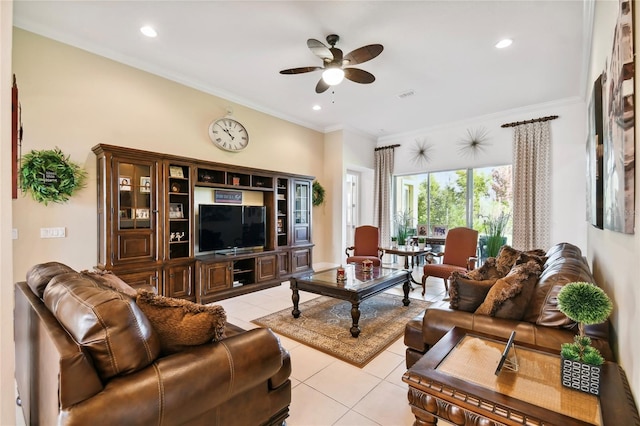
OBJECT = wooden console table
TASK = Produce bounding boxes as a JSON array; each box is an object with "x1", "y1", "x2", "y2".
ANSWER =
[{"x1": 403, "y1": 327, "x2": 640, "y2": 426}]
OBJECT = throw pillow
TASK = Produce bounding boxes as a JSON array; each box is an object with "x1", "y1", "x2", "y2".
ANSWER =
[
  {"x1": 515, "y1": 252, "x2": 547, "y2": 269},
  {"x1": 136, "y1": 290, "x2": 227, "y2": 355},
  {"x1": 44, "y1": 273, "x2": 160, "y2": 381},
  {"x1": 26, "y1": 261, "x2": 76, "y2": 298},
  {"x1": 81, "y1": 269, "x2": 138, "y2": 298},
  {"x1": 474, "y1": 260, "x2": 542, "y2": 320},
  {"x1": 494, "y1": 245, "x2": 522, "y2": 277},
  {"x1": 464, "y1": 257, "x2": 502, "y2": 281},
  {"x1": 449, "y1": 271, "x2": 497, "y2": 312}
]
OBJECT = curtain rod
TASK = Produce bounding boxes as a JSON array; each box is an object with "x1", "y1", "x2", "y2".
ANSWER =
[
  {"x1": 374, "y1": 144, "x2": 401, "y2": 151},
  {"x1": 501, "y1": 115, "x2": 559, "y2": 128}
]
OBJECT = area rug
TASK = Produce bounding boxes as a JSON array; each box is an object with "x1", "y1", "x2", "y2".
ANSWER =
[{"x1": 252, "y1": 293, "x2": 431, "y2": 367}]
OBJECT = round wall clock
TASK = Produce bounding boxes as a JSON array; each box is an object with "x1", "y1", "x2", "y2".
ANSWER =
[{"x1": 208, "y1": 117, "x2": 249, "y2": 152}]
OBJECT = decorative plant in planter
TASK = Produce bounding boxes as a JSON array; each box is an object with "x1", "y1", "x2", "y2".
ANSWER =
[
  {"x1": 557, "y1": 281, "x2": 613, "y2": 395},
  {"x1": 394, "y1": 211, "x2": 413, "y2": 246},
  {"x1": 19, "y1": 148, "x2": 87, "y2": 205},
  {"x1": 482, "y1": 211, "x2": 510, "y2": 258}
]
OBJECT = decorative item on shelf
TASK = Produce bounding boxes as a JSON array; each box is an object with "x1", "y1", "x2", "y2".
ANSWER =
[
  {"x1": 170, "y1": 232, "x2": 185, "y2": 242},
  {"x1": 361, "y1": 259, "x2": 373, "y2": 273},
  {"x1": 232, "y1": 176, "x2": 240, "y2": 186},
  {"x1": 169, "y1": 203, "x2": 184, "y2": 219},
  {"x1": 19, "y1": 147, "x2": 87, "y2": 205},
  {"x1": 336, "y1": 266, "x2": 346, "y2": 282},
  {"x1": 557, "y1": 282, "x2": 613, "y2": 395},
  {"x1": 119, "y1": 177, "x2": 131, "y2": 191},
  {"x1": 140, "y1": 176, "x2": 151, "y2": 193},
  {"x1": 169, "y1": 166, "x2": 184, "y2": 178},
  {"x1": 135, "y1": 208, "x2": 150, "y2": 219},
  {"x1": 482, "y1": 211, "x2": 510, "y2": 258},
  {"x1": 170, "y1": 182, "x2": 181, "y2": 193},
  {"x1": 312, "y1": 180, "x2": 325, "y2": 206}
]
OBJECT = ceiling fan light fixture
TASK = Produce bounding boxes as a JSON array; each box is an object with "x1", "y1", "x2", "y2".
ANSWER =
[{"x1": 322, "y1": 67, "x2": 345, "y2": 86}]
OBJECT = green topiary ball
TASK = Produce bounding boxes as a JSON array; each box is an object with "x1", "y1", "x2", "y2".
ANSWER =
[{"x1": 557, "y1": 282, "x2": 612, "y2": 325}]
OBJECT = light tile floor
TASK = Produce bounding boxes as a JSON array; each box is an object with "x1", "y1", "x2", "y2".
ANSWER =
[
  {"x1": 212, "y1": 259, "x2": 456, "y2": 426},
  {"x1": 15, "y1": 258, "x2": 455, "y2": 426}
]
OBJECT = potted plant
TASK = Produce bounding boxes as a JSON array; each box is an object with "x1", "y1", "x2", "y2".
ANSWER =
[
  {"x1": 391, "y1": 236, "x2": 398, "y2": 248},
  {"x1": 417, "y1": 236, "x2": 426, "y2": 249},
  {"x1": 557, "y1": 281, "x2": 613, "y2": 395},
  {"x1": 482, "y1": 211, "x2": 510, "y2": 258},
  {"x1": 394, "y1": 211, "x2": 413, "y2": 246}
]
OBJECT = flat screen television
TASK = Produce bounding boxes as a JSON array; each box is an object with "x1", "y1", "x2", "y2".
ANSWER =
[{"x1": 198, "y1": 204, "x2": 266, "y2": 252}]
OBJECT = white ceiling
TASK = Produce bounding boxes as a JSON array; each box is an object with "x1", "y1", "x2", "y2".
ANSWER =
[{"x1": 13, "y1": 1, "x2": 589, "y2": 138}]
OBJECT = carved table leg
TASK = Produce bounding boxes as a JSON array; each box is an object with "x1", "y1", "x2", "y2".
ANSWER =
[
  {"x1": 403, "y1": 279, "x2": 411, "y2": 306},
  {"x1": 291, "y1": 285, "x2": 300, "y2": 318},
  {"x1": 350, "y1": 302, "x2": 361, "y2": 337}
]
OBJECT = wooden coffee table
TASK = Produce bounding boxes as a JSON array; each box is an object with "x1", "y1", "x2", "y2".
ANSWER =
[
  {"x1": 289, "y1": 265, "x2": 411, "y2": 337},
  {"x1": 403, "y1": 327, "x2": 640, "y2": 426}
]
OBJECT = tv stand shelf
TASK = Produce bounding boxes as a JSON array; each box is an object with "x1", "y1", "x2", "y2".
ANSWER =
[{"x1": 93, "y1": 144, "x2": 314, "y2": 304}]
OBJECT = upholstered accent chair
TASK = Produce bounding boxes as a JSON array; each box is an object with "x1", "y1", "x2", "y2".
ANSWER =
[
  {"x1": 345, "y1": 225, "x2": 384, "y2": 266},
  {"x1": 421, "y1": 227, "x2": 478, "y2": 294}
]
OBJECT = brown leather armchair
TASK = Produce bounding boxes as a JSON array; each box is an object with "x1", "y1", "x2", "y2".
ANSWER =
[
  {"x1": 15, "y1": 263, "x2": 291, "y2": 426},
  {"x1": 421, "y1": 227, "x2": 478, "y2": 294},
  {"x1": 345, "y1": 225, "x2": 384, "y2": 266}
]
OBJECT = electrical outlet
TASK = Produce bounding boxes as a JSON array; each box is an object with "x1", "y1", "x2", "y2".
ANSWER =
[
  {"x1": 12, "y1": 229, "x2": 18, "y2": 240},
  {"x1": 40, "y1": 227, "x2": 66, "y2": 238}
]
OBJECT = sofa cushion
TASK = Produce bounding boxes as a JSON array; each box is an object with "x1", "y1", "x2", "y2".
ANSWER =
[
  {"x1": 26, "y1": 261, "x2": 76, "y2": 298},
  {"x1": 475, "y1": 260, "x2": 542, "y2": 319},
  {"x1": 449, "y1": 271, "x2": 497, "y2": 312},
  {"x1": 136, "y1": 290, "x2": 227, "y2": 355},
  {"x1": 44, "y1": 273, "x2": 160, "y2": 381},
  {"x1": 81, "y1": 270, "x2": 138, "y2": 298}
]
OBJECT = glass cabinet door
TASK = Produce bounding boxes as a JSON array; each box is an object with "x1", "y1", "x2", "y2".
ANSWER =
[
  {"x1": 293, "y1": 180, "x2": 311, "y2": 245},
  {"x1": 117, "y1": 162, "x2": 152, "y2": 230},
  {"x1": 294, "y1": 181, "x2": 309, "y2": 225}
]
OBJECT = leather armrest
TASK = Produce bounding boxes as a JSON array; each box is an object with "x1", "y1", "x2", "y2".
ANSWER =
[{"x1": 60, "y1": 328, "x2": 287, "y2": 425}]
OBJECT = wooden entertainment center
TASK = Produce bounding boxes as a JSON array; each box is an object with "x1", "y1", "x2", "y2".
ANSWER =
[{"x1": 92, "y1": 144, "x2": 314, "y2": 303}]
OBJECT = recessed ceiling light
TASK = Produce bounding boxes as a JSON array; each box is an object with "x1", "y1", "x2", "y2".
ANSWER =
[
  {"x1": 495, "y1": 39, "x2": 513, "y2": 49},
  {"x1": 140, "y1": 26, "x2": 158, "y2": 38},
  {"x1": 312, "y1": 105, "x2": 322, "y2": 111}
]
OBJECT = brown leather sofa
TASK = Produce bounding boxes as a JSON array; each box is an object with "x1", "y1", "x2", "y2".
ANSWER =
[
  {"x1": 405, "y1": 242, "x2": 613, "y2": 368},
  {"x1": 15, "y1": 263, "x2": 291, "y2": 425}
]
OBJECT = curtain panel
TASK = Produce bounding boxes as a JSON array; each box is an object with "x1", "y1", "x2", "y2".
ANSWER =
[
  {"x1": 374, "y1": 148, "x2": 394, "y2": 247},
  {"x1": 512, "y1": 121, "x2": 551, "y2": 250}
]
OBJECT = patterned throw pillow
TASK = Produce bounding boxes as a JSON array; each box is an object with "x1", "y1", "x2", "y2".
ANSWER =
[
  {"x1": 449, "y1": 271, "x2": 497, "y2": 312},
  {"x1": 136, "y1": 291, "x2": 227, "y2": 355},
  {"x1": 475, "y1": 260, "x2": 542, "y2": 320}
]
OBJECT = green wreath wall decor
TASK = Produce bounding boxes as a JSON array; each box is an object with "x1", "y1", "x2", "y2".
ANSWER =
[
  {"x1": 19, "y1": 148, "x2": 87, "y2": 205},
  {"x1": 312, "y1": 180, "x2": 326, "y2": 207}
]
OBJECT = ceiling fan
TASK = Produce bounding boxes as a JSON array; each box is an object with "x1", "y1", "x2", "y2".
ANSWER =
[{"x1": 279, "y1": 34, "x2": 383, "y2": 94}]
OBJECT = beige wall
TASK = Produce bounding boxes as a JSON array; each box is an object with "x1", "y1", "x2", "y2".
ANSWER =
[
  {"x1": 586, "y1": 1, "x2": 639, "y2": 408},
  {"x1": 11, "y1": 28, "x2": 329, "y2": 282},
  {"x1": 1, "y1": 2, "x2": 15, "y2": 424}
]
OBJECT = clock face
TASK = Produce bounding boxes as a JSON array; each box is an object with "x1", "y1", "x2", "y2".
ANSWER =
[{"x1": 208, "y1": 118, "x2": 249, "y2": 152}]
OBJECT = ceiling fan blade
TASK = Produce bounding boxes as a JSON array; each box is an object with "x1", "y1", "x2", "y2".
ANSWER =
[
  {"x1": 280, "y1": 66, "x2": 322, "y2": 75},
  {"x1": 307, "y1": 39, "x2": 333, "y2": 61},
  {"x1": 329, "y1": 47, "x2": 343, "y2": 63},
  {"x1": 343, "y1": 44, "x2": 384, "y2": 65},
  {"x1": 315, "y1": 78, "x2": 330, "y2": 94},
  {"x1": 344, "y1": 68, "x2": 376, "y2": 84}
]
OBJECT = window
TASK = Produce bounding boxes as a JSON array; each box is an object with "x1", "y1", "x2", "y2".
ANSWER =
[{"x1": 394, "y1": 165, "x2": 512, "y2": 255}]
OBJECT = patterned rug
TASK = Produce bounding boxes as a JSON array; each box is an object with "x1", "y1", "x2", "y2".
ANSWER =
[{"x1": 252, "y1": 293, "x2": 431, "y2": 367}]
